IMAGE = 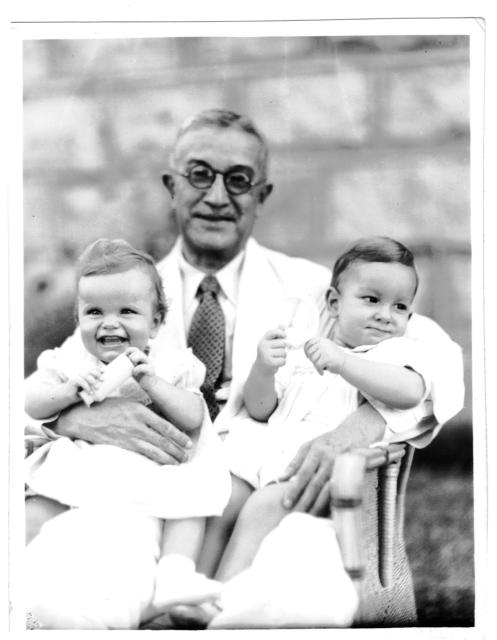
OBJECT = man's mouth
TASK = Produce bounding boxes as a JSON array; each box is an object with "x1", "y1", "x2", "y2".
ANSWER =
[
  {"x1": 193, "y1": 213, "x2": 236, "y2": 223},
  {"x1": 97, "y1": 336, "x2": 127, "y2": 346}
]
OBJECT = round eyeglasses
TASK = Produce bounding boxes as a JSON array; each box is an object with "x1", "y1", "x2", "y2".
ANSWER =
[{"x1": 166, "y1": 162, "x2": 266, "y2": 196}]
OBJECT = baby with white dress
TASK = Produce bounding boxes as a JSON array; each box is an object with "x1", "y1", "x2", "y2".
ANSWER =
[
  {"x1": 24, "y1": 238, "x2": 231, "y2": 629},
  {"x1": 200, "y1": 236, "x2": 435, "y2": 628}
]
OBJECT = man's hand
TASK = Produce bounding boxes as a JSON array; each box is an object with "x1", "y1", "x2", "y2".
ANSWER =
[
  {"x1": 304, "y1": 337, "x2": 346, "y2": 375},
  {"x1": 256, "y1": 328, "x2": 287, "y2": 374},
  {"x1": 278, "y1": 403, "x2": 386, "y2": 515},
  {"x1": 53, "y1": 397, "x2": 193, "y2": 465},
  {"x1": 278, "y1": 432, "x2": 338, "y2": 516}
]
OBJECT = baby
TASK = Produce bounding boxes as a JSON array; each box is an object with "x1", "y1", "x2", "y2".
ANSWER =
[
  {"x1": 24, "y1": 239, "x2": 231, "y2": 628},
  {"x1": 211, "y1": 237, "x2": 432, "y2": 589}
]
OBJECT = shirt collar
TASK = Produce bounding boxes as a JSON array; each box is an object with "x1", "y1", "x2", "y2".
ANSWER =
[{"x1": 178, "y1": 239, "x2": 245, "y2": 305}]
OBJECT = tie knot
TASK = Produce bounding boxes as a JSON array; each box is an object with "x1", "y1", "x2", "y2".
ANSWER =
[{"x1": 198, "y1": 275, "x2": 220, "y2": 297}]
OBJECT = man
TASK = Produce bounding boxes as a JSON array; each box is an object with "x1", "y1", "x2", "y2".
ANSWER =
[
  {"x1": 41, "y1": 109, "x2": 352, "y2": 514},
  {"x1": 26, "y1": 109, "x2": 464, "y2": 628}
]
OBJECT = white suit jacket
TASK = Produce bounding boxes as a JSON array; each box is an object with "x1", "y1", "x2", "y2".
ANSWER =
[{"x1": 154, "y1": 238, "x2": 332, "y2": 434}]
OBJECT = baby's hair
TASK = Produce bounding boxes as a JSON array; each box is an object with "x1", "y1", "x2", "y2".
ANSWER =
[
  {"x1": 331, "y1": 236, "x2": 418, "y2": 294},
  {"x1": 76, "y1": 238, "x2": 168, "y2": 324}
]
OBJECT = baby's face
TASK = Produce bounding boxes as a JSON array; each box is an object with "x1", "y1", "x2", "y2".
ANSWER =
[
  {"x1": 331, "y1": 261, "x2": 417, "y2": 348},
  {"x1": 77, "y1": 268, "x2": 161, "y2": 363}
]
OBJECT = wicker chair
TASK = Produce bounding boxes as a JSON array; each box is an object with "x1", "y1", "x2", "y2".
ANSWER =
[{"x1": 331, "y1": 442, "x2": 417, "y2": 626}]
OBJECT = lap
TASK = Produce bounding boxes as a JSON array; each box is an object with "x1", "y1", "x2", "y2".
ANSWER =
[
  {"x1": 25, "y1": 495, "x2": 69, "y2": 544},
  {"x1": 25, "y1": 505, "x2": 162, "y2": 629}
]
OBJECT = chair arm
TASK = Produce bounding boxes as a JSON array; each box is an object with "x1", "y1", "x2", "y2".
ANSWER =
[{"x1": 331, "y1": 443, "x2": 408, "y2": 587}]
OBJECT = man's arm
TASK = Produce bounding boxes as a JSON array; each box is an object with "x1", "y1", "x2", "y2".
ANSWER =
[
  {"x1": 278, "y1": 402, "x2": 386, "y2": 515},
  {"x1": 52, "y1": 397, "x2": 193, "y2": 465}
]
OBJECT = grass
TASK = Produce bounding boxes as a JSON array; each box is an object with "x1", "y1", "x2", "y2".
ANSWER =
[{"x1": 405, "y1": 432, "x2": 475, "y2": 627}]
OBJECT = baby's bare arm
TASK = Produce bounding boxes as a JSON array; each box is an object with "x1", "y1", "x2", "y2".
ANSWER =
[
  {"x1": 243, "y1": 328, "x2": 287, "y2": 422},
  {"x1": 25, "y1": 368, "x2": 102, "y2": 420},
  {"x1": 127, "y1": 347, "x2": 203, "y2": 433},
  {"x1": 338, "y1": 353, "x2": 425, "y2": 409},
  {"x1": 305, "y1": 338, "x2": 425, "y2": 409},
  {"x1": 141, "y1": 376, "x2": 204, "y2": 433}
]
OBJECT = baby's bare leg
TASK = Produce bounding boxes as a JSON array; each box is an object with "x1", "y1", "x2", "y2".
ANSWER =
[
  {"x1": 25, "y1": 496, "x2": 69, "y2": 545},
  {"x1": 161, "y1": 517, "x2": 205, "y2": 562},
  {"x1": 215, "y1": 482, "x2": 289, "y2": 582},
  {"x1": 197, "y1": 474, "x2": 253, "y2": 578}
]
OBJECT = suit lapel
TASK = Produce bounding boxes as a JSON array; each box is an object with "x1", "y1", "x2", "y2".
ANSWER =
[
  {"x1": 231, "y1": 239, "x2": 284, "y2": 384},
  {"x1": 155, "y1": 241, "x2": 187, "y2": 350}
]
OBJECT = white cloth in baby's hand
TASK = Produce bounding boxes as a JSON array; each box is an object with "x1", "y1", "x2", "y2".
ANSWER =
[
  {"x1": 209, "y1": 512, "x2": 358, "y2": 629},
  {"x1": 79, "y1": 353, "x2": 134, "y2": 406},
  {"x1": 277, "y1": 296, "x2": 320, "y2": 349}
]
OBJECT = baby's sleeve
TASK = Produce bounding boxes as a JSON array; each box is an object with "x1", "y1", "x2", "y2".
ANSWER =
[
  {"x1": 361, "y1": 337, "x2": 433, "y2": 390},
  {"x1": 24, "y1": 347, "x2": 72, "y2": 452},
  {"x1": 358, "y1": 338, "x2": 436, "y2": 447},
  {"x1": 153, "y1": 347, "x2": 206, "y2": 394},
  {"x1": 32, "y1": 348, "x2": 70, "y2": 384}
]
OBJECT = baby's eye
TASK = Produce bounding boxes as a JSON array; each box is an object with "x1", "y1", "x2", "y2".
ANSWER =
[
  {"x1": 363, "y1": 296, "x2": 378, "y2": 303},
  {"x1": 121, "y1": 308, "x2": 136, "y2": 315},
  {"x1": 395, "y1": 303, "x2": 408, "y2": 312},
  {"x1": 86, "y1": 308, "x2": 101, "y2": 316}
]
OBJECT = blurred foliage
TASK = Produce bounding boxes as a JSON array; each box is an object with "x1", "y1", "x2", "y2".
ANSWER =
[{"x1": 406, "y1": 464, "x2": 474, "y2": 626}]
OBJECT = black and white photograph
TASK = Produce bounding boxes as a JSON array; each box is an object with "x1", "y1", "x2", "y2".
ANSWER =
[{"x1": 5, "y1": 9, "x2": 492, "y2": 637}]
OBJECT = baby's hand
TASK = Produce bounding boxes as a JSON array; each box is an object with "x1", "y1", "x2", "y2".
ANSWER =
[
  {"x1": 256, "y1": 327, "x2": 287, "y2": 374},
  {"x1": 126, "y1": 347, "x2": 156, "y2": 385},
  {"x1": 304, "y1": 337, "x2": 346, "y2": 376},
  {"x1": 70, "y1": 366, "x2": 103, "y2": 400}
]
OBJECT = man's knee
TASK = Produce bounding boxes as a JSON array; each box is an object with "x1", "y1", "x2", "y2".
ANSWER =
[{"x1": 25, "y1": 507, "x2": 161, "y2": 629}]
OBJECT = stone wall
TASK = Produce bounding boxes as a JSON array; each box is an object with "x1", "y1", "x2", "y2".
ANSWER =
[{"x1": 23, "y1": 35, "x2": 471, "y2": 425}]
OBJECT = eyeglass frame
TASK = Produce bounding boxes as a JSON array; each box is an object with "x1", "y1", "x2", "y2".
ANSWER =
[{"x1": 162, "y1": 160, "x2": 267, "y2": 196}]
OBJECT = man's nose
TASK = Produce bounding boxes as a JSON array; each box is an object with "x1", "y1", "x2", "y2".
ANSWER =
[{"x1": 203, "y1": 173, "x2": 230, "y2": 207}]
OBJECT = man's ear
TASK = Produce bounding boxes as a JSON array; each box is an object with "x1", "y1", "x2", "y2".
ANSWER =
[
  {"x1": 325, "y1": 286, "x2": 340, "y2": 318},
  {"x1": 258, "y1": 182, "x2": 273, "y2": 205},
  {"x1": 161, "y1": 174, "x2": 175, "y2": 198}
]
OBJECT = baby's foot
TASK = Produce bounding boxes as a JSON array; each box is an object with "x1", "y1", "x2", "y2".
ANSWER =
[
  {"x1": 153, "y1": 571, "x2": 221, "y2": 609},
  {"x1": 169, "y1": 601, "x2": 223, "y2": 629},
  {"x1": 152, "y1": 555, "x2": 221, "y2": 611}
]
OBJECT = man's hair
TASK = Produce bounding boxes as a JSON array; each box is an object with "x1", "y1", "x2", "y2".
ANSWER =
[
  {"x1": 76, "y1": 238, "x2": 168, "y2": 323},
  {"x1": 331, "y1": 236, "x2": 419, "y2": 294},
  {"x1": 170, "y1": 108, "x2": 269, "y2": 176}
]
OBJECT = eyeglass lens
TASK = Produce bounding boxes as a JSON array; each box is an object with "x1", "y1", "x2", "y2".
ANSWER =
[{"x1": 188, "y1": 164, "x2": 253, "y2": 195}]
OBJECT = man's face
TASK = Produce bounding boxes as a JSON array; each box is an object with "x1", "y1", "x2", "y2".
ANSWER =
[{"x1": 165, "y1": 126, "x2": 272, "y2": 266}]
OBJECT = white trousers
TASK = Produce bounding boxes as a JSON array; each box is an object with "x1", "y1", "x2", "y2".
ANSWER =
[{"x1": 25, "y1": 505, "x2": 162, "y2": 629}]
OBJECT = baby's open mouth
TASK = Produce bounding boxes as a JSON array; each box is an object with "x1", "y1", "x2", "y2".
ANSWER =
[{"x1": 97, "y1": 336, "x2": 127, "y2": 345}]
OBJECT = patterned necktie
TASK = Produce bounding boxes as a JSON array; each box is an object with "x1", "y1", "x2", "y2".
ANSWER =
[{"x1": 187, "y1": 275, "x2": 225, "y2": 421}]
